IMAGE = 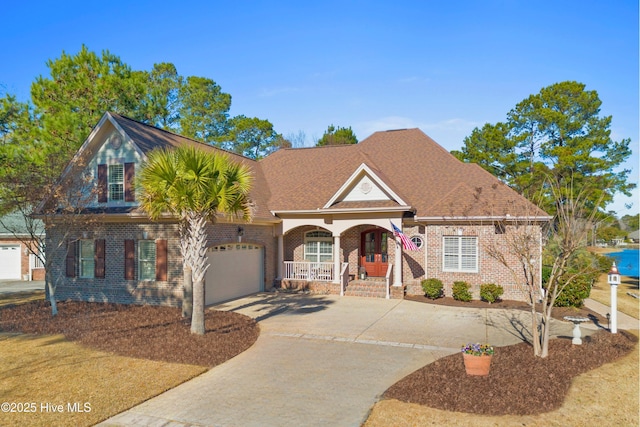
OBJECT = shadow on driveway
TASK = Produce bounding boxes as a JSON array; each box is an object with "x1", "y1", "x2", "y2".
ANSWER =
[{"x1": 210, "y1": 292, "x2": 336, "y2": 323}]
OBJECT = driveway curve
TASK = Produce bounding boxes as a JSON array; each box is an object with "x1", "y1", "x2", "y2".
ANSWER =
[{"x1": 100, "y1": 293, "x2": 580, "y2": 427}]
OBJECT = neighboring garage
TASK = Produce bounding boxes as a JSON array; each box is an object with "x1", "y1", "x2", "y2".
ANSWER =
[
  {"x1": 0, "y1": 245, "x2": 21, "y2": 280},
  {"x1": 205, "y1": 243, "x2": 264, "y2": 305}
]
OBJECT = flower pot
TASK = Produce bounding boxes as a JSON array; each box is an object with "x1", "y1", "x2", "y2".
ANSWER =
[{"x1": 463, "y1": 353, "x2": 492, "y2": 376}]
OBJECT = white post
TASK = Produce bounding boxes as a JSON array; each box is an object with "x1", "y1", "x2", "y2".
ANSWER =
[
  {"x1": 333, "y1": 235, "x2": 341, "y2": 284},
  {"x1": 609, "y1": 285, "x2": 618, "y2": 334},
  {"x1": 277, "y1": 234, "x2": 284, "y2": 280},
  {"x1": 608, "y1": 262, "x2": 620, "y2": 334},
  {"x1": 610, "y1": 283, "x2": 618, "y2": 334},
  {"x1": 393, "y1": 237, "x2": 402, "y2": 286}
]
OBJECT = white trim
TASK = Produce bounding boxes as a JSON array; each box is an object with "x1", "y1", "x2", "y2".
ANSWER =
[
  {"x1": 106, "y1": 113, "x2": 147, "y2": 161},
  {"x1": 271, "y1": 206, "x2": 411, "y2": 215},
  {"x1": 416, "y1": 215, "x2": 552, "y2": 222},
  {"x1": 409, "y1": 235, "x2": 424, "y2": 249},
  {"x1": 35, "y1": 112, "x2": 146, "y2": 214},
  {"x1": 304, "y1": 230, "x2": 333, "y2": 263},
  {"x1": 442, "y1": 235, "x2": 479, "y2": 273},
  {"x1": 323, "y1": 163, "x2": 409, "y2": 208},
  {"x1": 138, "y1": 240, "x2": 156, "y2": 281},
  {"x1": 79, "y1": 239, "x2": 95, "y2": 279}
]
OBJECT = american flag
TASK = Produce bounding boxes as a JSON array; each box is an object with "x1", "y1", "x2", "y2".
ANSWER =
[{"x1": 391, "y1": 223, "x2": 419, "y2": 251}]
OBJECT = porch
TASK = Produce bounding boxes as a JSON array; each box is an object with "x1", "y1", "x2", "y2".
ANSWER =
[{"x1": 281, "y1": 260, "x2": 400, "y2": 299}]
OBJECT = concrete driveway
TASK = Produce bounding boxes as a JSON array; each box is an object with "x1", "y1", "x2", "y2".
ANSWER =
[
  {"x1": 0, "y1": 279, "x2": 45, "y2": 294},
  {"x1": 101, "y1": 293, "x2": 583, "y2": 427}
]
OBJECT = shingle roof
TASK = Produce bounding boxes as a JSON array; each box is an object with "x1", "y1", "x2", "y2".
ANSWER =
[
  {"x1": 0, "y1": 211, "x2": 44, "y2": 237},
  {"x1": 109, "y1": 114, "x2": 273, "y2": 221},
  {"x1": 107, "y1": 116, "x2": 547, "y2": 220},
  {"x1": 260, "y1": 128, "x2": 548, "y2": 218}
]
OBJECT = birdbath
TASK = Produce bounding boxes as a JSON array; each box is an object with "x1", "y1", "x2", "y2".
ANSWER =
[{"x1": 564, "y1": 316, "x2": 590, "y2": 345}]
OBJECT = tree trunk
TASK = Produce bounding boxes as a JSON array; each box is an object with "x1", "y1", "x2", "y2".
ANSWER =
[
  {"x1": 531, "y1": 304, "x2": 540, "y2": 356},
  {"x1": 540, "y1": 307, "x2": 553, "y2": 358},
  {"x1": 45, "y1": 270, "x2": 58, "y2": 316},
  {"x1": 188, "y1": 213, "x2": 209, "y2": 335},
  {"x1": 191, "y1": 275, "x2": 205, "y2": 335},
  {"x1": 179, "y1": 220, "x2": 193, "y2": 318},
  {"x1": 182, "y1": 266, "x2": 193, "y2": 318}
]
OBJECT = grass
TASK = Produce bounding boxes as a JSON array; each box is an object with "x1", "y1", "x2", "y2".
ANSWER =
[
  {"x1": 364, "y1": 331, "x2": 639, "y2": 427},
  {"x1": 0, "y1": 293, "x2": 209, "y2": 427},
  {"x1": 0, "y1": 333, "x2": 206, "y2": 427},
  {"x1": 0, "y1": 290, "x2": 45, "y2": 307},
  {"x1": 590, "y1": 274, "x2": 639, "y2": 319}
]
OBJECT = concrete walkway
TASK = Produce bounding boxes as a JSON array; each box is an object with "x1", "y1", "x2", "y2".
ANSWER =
[{"x1": 100, "y1": 294, "x2": 592, "y2": 427}]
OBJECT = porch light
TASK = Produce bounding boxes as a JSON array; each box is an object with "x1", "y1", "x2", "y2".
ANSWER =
[{"x1": 608, "y1": 262, "x2": 620, "y2": 334}]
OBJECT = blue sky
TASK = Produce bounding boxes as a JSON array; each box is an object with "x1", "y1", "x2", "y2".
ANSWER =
[{"x1": 1, "y1": 0, "x2": 638, "y2": 215}]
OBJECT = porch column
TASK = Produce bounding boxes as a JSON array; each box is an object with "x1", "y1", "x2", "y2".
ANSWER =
[
  {"x1": 277, "y1": 234, "x2": 284, "y2": 280},
  {"x1": 394, "y1": 238, "x2": 402, "y2": 286},
  {"x1": 333, "y1": 234, "x2": 341, "y2": 284}
]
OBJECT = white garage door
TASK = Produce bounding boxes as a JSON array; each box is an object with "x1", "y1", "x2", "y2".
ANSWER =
[
  {"x1": 0, "y1": 245, "x2": 21, "y2": 280},
  {"x1": 205, "y1": 243, "x2": 264, "y2": 305}
]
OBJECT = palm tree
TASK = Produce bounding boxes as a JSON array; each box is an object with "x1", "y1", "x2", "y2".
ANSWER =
[{"x1": 137, "y1": 145, "x2": 253, "y2": 334}]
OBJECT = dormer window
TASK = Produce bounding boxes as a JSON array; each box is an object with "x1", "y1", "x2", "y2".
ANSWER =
[{"x1": 109, "y1": 164, "x2": 124, "y2": 201}]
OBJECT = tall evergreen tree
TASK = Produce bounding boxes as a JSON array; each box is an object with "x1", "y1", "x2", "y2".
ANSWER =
[
  {"x1": 316, "y1": 124, "x2": 358, "y2": 146},
  {"x1": 224, "y1": 115, "x2": 280, "y2": 159},
  {"x1": 456, "y1": 81, "x2": 634, "y2": 213}
]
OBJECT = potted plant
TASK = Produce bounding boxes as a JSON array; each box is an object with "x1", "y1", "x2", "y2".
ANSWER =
[{"x1": 461, "y1": 343, "x2": 494, "y2": 376}]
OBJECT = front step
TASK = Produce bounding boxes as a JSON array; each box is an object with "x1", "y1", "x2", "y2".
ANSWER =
[{"x1": 344, "y1": 280, "x2": 388, "y2": 298}]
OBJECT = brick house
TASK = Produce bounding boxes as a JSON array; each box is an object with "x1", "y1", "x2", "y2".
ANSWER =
[
  {"x1": 0, "y1": 212, "x2": 46, "y2": 281},
  {"x1": 41, "y1": 112, "x2": 550, "y2": 306}
]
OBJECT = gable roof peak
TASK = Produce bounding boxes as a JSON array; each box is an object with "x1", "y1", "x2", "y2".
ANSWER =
[{"x1": 107, "y1": 112, "x2": 259, "y2": 163}]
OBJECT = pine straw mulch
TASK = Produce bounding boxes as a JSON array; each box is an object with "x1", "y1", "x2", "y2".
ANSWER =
[
  {"x1": 0, "y1": 300, "x2": 259, "y2": 368},
  {"x1": 384, "y1": 329, "x2": 637, "y2": 416}
]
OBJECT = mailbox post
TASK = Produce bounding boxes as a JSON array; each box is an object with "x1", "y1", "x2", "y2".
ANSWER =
[{"x1": 607, "y1": 262, "x2": 621, "y2": 334}]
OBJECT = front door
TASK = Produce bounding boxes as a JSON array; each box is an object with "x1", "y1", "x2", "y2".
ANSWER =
[{"x1": 360, "y1": 228, "x2": 389, "y2": 277}]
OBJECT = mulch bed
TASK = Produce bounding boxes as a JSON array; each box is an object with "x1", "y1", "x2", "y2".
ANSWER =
[
  {"x1": 0, "y1": 300, "x2": 259, "y2": 367},
  {"x1": 384, "y1": 330, "x2": 637, "y2": 415},
  {"x1": 404, "y1": 294, "x2": 608, "y2": 323}
]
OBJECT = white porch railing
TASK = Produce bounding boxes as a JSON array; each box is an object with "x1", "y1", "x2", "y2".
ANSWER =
[
  {"x1": 340, "y1": 262, "x2": 349, "y2": 296},
  {"x1": 284, "y1": 261, "x2": 335, "y2": 282},
  {"x1": 385, "y1": 263, "x2": 393, "y2": 299},
  {"x1": 31, "y1": 254, "x2": 45, "y2": 269}
]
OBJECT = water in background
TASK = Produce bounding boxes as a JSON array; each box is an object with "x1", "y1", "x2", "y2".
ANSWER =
[{"x1": 606, "y1": 249, "x2": 639, "y2": 277}]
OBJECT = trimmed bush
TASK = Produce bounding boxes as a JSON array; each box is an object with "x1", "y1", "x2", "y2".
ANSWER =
[
  {"x1": 452, "y1": 281, "x2": 472, "y2": 302},
  {"x1": 553, "y1": 274, "x2": 592, "y2": 307},
  {"x1": 421, "y1": 278, "x2": 443, "y2": 299},
  {"x1": 480, "y1": 283, "x2": 504, "y2": 303}
]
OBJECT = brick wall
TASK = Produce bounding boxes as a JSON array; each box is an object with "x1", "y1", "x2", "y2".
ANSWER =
[
  {"x1": 47, "y1": 220, "x2": 277, "y2": 307},
  {"x1": 404, "y1": 223, "x2": 541, "y2": 302}
]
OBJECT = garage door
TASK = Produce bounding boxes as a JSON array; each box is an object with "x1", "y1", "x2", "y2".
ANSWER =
[
  {"x1": 205, "y1": 243, "x2": 264, "y2": 305},
  {"x1": 0, "y1": 245, "x2": 21, "y2": 280}
]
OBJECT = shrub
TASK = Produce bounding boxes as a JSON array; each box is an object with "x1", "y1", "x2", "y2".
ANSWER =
[
  {"x1": 421, "y1": 278, "x2": 443, "y2": 299},
  {"x1": 452, "y1": 281, "x2": 472, "y2": 302},
  {"x1": 550, "y1": 273, "x2": 593, "y2": 307},
  {"x1": 480, "y1": 283, "x2": 503, "y2": 303},
  {"x1": 595, "y1": 253, "x2": 613, "y2": 273}
]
